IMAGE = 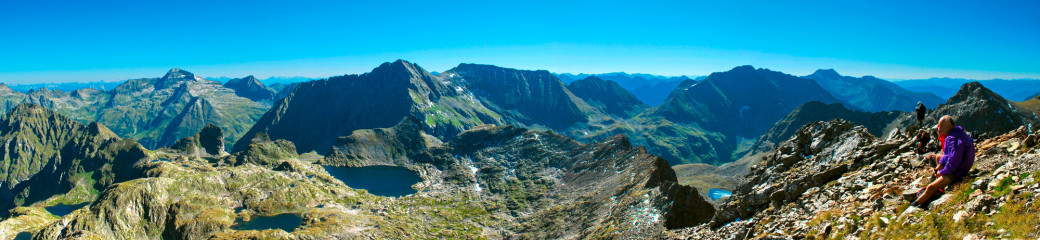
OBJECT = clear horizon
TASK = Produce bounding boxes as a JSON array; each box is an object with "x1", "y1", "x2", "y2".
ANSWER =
[{"x1": 1, "y1": 0, "x2": 1037, "y2": 84}]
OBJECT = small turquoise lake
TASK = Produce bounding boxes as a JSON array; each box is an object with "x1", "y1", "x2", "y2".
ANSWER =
[{"x1": 708, "y1": 188, "x2": 733, "y2": 201}]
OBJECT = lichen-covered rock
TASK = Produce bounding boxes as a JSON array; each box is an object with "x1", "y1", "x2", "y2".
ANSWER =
[
  {"x1": 675, "y1": 116, "x2": 1040, "y2": 239},
  {"x1": 407, "y1": 125, "x2": 716, "y2": 238},
  {"x1": 711, "y1": 119, "x2": 880, "y2": 226}
]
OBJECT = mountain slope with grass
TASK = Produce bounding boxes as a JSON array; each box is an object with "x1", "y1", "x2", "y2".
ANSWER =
[{"x1": 0, "y1": 104, "x2": 149, "y2": 217}]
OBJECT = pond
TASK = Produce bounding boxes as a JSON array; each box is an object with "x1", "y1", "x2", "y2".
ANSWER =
[
  {"x1": 44, "y1": 202, "x2": 89, "y2": 217},
  {"x1": 15, "y1": 232, "x2": 32, "y2": 240},
  {"x1": 707, "y1": 188, "x2": 733, "y2": 201},
  {"x1": 231, "y1": 213, "x2": 303, "y2": 232},
  {"x1": 323, "y1": 165, "x2": 422, "y2": 197}
]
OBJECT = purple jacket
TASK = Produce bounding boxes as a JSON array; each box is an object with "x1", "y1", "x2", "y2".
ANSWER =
[{"x1": 938, "y1": 126, "x2": 975, "y2": 178}]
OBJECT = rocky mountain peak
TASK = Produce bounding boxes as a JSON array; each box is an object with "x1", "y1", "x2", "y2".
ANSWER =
[
  {"x1": 223, "y1": 75, "x2": 274, "y2": 101},
  {"x1": 729, "y1": 65, "x2": 757, "y2": 73},
  {"x1": 156, "y1": 68, "x2": 206, "y2": 89},
  {"x1": 811, "y1": 68, "x2": 842, "y2": 79},
  {"x1": 368, "y1": 60, "x2": 431, "y2": 82},
  {"x1": 947, "y1": 81, "x2": 1003, "y2": 104},
  {"x1": 162, "y1": 68, "x2": 196, "y2": 81}
]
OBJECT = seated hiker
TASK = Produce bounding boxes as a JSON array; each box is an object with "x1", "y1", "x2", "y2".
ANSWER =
[
  {"x1": 913, "y1": 115, "x2": 976, "y2": 208},
  {"x1": 916, "y1": 129, "x2": 931, "y2": 154}
]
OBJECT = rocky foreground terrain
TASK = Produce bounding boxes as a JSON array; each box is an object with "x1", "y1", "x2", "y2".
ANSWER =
[{"x1": 672, "y1": 119, "x2": 1040, "y2": 239}]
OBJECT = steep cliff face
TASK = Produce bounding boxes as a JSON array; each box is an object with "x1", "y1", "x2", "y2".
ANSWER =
[
  {"x1": 167, "y1": 124, "x2": 226, "y2": 157},
  {"x1": 0, "y1": 104, "x2": 150, "y2": 215},
  {"x1": 233, "y1": 60, "x2": 504, "y2": 154},
  {"x1": 223, "y1": 76, "x2": 276, "y2": 102},
  {"x1": 444, "y1": 63, "x2": 601, "y2": 131},
  {"x1": 566, "y1": 76, "x2": 648, "y2": 118}
]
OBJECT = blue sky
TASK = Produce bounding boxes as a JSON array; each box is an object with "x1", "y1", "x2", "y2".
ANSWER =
[{"x1": 0, "y1": 0, "x2": 1037, "y2": 84}]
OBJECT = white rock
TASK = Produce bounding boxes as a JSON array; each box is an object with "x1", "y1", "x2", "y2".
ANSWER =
[{"x1": 952, "y1": 210, "x2": 970, "y2": 223}]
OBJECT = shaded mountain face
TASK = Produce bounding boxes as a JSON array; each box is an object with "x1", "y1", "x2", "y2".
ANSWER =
[
  {"x1": 320, "y1": 116, "x2": 440, "y2": 167},
  {"x1": 592, "y1": 65, "x2": 846, "y2": 165},
  {"x1": 233, "y1": 60, "x2": 504, "y2": 154},
  {"x1": 631, "y1": 78, "x2": 689, "y2": 106},
  {"x1": 0, "y1": 104, "x2": 149, "y2": 215},
  {"x1": 887, "y1": 81, "x2": 1040, "y2": 138},
  {"x1": 566, "y1": 76, "x2": 648, "y2": 118},
  {"x1": 271, "y1": 82, "x2": 300, "y2": 102},
  {"x1": 651, "y1": 65, "x2": 844, "y2": 138},
  {"x1": 444, "y1": 63, "x2": 599, "y2": 131},
  {"x1": 167, "y1": 123, "x2": 227, "y2": 157},
  {"x1": 223, "y1": 75, "x2": 276, "y2": 102},
  {"x1": 805, "y1": 69, "x2": 944, "y2": 112},
  {"x1": 751, "y1": 101, "x2": 903, "y2": 154}
]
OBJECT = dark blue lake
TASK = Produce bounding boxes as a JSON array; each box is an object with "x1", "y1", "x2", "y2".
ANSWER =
[
  {"x1": 708, "y1": 188, "x2": 733, "y2": 201},
  {"x1": 44, "y1": 202, "x2": 89, "y2": 217},
  {"x1": 14, "y1": 232, "x2": 32, "y2": 240},
  {"x1": 231, "y1": 213, "x2": 303, "y2": 232},
  {"x1": 323, "y1": 165, "x2": 422, "y2": 197}
]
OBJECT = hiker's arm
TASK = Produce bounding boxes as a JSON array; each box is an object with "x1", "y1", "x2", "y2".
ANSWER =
[{"x1": 937, "y1": 138, "x2": 962, "y2": 176}]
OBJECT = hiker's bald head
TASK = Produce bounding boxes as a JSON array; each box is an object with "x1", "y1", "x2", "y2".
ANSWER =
[{"x1": 938, "y1": 115, "x2": 955, "y2": 134}]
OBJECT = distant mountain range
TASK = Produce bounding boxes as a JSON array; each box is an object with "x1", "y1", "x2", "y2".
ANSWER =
[
  {"x1": 556, "y1": 72, "x2": 701, "y2": 106},
  {"x1": 892, "y1": 77, "x2": 1040, "y2": 101},
  {"x1": 3, "y1": 81, "x2": 123, "y2": 93},
  {"x1": 4, "y1": 59, "x2": 1040, "y2": 239},
  {"x1": 209, "y1": 76, "x2": 314, "y2": 85},
  {"x1": 804, "y1": 69, "x2": 944, "y2": 111},
  {"x1": 0, "y1": 69, "x2": 271, "y2": 149}
]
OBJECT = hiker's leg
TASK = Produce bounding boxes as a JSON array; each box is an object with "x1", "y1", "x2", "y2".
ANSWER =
[{"x1": 914, "y1": 176, "x2": 953, "y2": 205}]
